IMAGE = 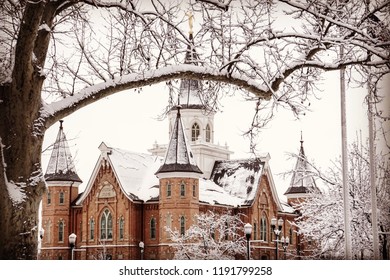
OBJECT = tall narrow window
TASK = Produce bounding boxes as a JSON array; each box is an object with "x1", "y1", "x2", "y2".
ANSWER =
[
  {"x1": 180, "y1": 183, "x2": 185, "y2": 197},
  {"x1": 191, "y1": 123, "x2": 200, "y2": 141},
  {"x1": 119, "y1": 217, "x2": 124, "y2": 240},
  {"x1": 100, "y1": 209, "x2": 113, "y2": 240},
  {"x1": 192, "y1": 184, "x2": 196, "y2": 197},
  {"x1": 206, "y1": 124, "x2": 211, "y2": 142},
  {"x1": 289, "y1": 228, "x2": 293, "y2": 245},
  {"x1": 59, "y1": 192, "x2": 64, "y2": 204},
  {"x1": 47, "y1": 191, "x2": 51, "y2": 205},
  {"x1": 253, "y1": 222, "x2": 257, "y2": 240},
  {"x1": 150, "y1": 218, "x2": 156, "y2": 239},
  {"x1": 89, "y1": 218, "x2": 95, "y2": 240},
  {"x1": 260, "y1": 216, "x2": 267, "y2": 241},
  {"x1": 167, "y1": 183, "x2": 171, "y2": 197},
  {"x1": 180, "y1": 216, "x2": 185, "y2": 235},
  {"x1": 58, "y1": 221, "x2": 64, "y2": 242}
]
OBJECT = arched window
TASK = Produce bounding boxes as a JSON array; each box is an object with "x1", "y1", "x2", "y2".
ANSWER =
[
  {"x1": 100, "y1": 209, "x2": 113, "y2": 240},
  {"x1": 89, "y1": 218, "x2": 95, "y2": 240},
  {"x1": 58, "y1": 220, "x2": 64, "y2": 242},
  {"x1": 206, "y1": 124, "x2": 211, "y2": 142},
  {"x1": 119, "y1": 217, "x2": 125, "y2": 240},
  {"x1": 180, "y1": 216, "x2": 185, "y2": 235},
  {"x1": 191, "y1": 123, "x2": 200, "y2": 141},
  {"x1": 150, "y1": 218, "x2": 156, "y2": 239},
  {"x1": 260, "y1": 216, "x2": 267, "y2": 241}
]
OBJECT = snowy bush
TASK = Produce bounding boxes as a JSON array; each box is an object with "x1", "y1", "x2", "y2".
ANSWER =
[{"x1": 167, "y1": 211, "x2": 247, "y2": 260}]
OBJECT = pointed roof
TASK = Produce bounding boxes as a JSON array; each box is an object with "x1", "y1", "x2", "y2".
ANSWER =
[
  {"x1": 178, "y1": 33, "x2": 204, "y2": 109},
  {"x1": 155, "y1": 107, "x2": 203, "y2": 175},
  {"x1": 284, "y1": 134, "x2": 317, "y2": 195},
  {"x1": 45, "y1": 120, "x2": 82, "y2": 183}
]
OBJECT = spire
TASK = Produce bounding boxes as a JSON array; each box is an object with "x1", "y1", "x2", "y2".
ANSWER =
[
  {"x1": 284, "y1": 133, "x2": 317, "y2": 196},
  {"x1": 45, "y1": 120, "x2": 82, "y2": 183},
  {"x1": 155, "y1": 106, "x2": 203, "y2": 175},
  {"x1": 178, "y1": 30, "x2": 204, "y2": 109}
]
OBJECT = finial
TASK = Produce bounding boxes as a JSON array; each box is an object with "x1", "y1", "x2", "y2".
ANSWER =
[
  {"x1": 300, "y1": 131, "x2": 304, "y2": 147},
  {"x1": 186, "y1": 11, "x2": 194, "y2": 35},
  {"x1": 59, "y1": 120, "x2": 64, "y2": 129}
]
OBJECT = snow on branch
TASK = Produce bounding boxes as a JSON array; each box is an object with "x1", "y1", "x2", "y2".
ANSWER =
[{"x1": 42, "y1": 64, "x2": 270, "y2": 127}]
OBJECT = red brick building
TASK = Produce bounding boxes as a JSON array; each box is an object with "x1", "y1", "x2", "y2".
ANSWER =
[{"x1": 39, "y1": 34, "x2": 317, "y2": 260}]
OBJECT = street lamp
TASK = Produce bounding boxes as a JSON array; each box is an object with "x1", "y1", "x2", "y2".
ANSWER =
[
  {"x1": 139, "y1": 241, "x2": 144, "y2": 260},
  {"x1": 244, "y1": 223, "x2": 252, "y2": 260},
  {"x1": 271, "y1": 217, "x2": 283, "y2": 260},
  {"x1": 280, "y1": 236, "x2": 289, "y2": 260},
  {"x1": 69, "y1": 233, "x2": 77, "y2": 260}
]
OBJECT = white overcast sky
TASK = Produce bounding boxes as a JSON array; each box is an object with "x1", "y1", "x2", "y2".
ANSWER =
[{"x1": 41, "y1": 69, "x2": 386, "y2": 200}]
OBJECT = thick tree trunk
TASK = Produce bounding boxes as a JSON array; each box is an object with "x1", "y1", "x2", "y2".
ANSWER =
[
  {"x1": 0, "y1": 0, "x2": 59, "y2": 259},
  {"x1": 0, "y1": 82, "x2": 46, "y2": 259}
]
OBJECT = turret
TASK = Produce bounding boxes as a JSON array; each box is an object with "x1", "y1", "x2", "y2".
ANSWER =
[
  {"x1": 284, "y1": 134, "x2": 319, "y2": 206},
  {"x1": 40, "y1": 120, "x2": 82, "y2": 260},
  {"x1": 156, "y1": 107, "x2": 202, "y2": 258}
]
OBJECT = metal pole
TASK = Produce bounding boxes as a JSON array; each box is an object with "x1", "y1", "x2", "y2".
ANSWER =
[
  {"x1": 275, "y1": 235, "x2": 279, "y2": 260},
  {"x1": 247, "y1": 238, "x2": 250, "y2": 260},
  {"x1": 368, "y1": 77, "x2": 380, "y2": 259},
  {"x1": 71, "y1": 247, "x2": 74, "y2": 260},
  {"x1": 340, "y1": 45, "x2": 352, "y2": 259}
]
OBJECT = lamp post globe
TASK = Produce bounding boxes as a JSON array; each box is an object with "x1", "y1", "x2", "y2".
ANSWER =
[
  {"x1": 271, "y1": 217, "x2": 283, "y2": 260},
  {"x1": 69, "y1": 233, "x2": 77, "y2": 260},
  {"x1": 139, "y1": 241, "x2": 145, "y2": 260},
  {"x1": 244, "y1": 223, "x2": 252, "y2": 260}
]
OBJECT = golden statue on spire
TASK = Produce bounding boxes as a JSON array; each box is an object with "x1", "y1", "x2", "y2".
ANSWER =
[{"x1": 186, "y1": 11, "x2": 194, "y2": 34}]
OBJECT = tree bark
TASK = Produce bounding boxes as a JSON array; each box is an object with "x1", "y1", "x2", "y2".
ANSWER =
[
  {"x1": 0, "y1": 1, "x2": 56, "y2": 259},
  {"x1": 0, "y1": 83, "x2": 46, "y2": 259}
]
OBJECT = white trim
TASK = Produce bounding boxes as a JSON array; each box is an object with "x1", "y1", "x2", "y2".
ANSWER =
[
  {"x1": 285, "y1": 193, "x2": 311, "y2": 199},
  {"x1": 46, "y1": 181, "x2": 81, "y2": 187},
  {"x1": 79, "y1": 244, "x2": 138, "y2": 249},
  {"x1": 263, "y1": 164, "x2": 284, "y2": 212},
  {"x1": 75, "y1": 155, "x2": 134, "y2": 205},
  {"x1": 156, "y1": 172, "x2": 202, "y2": 179}
]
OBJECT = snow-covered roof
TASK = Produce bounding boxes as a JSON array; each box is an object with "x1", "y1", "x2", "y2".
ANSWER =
[
  {"x1": 75, "y1": 143, "x2": 163, "y2": 204},
  {"x1": 210, "y1": 158, "x2": 264, "y2": 206},
  {"x1": 45, "y1": 120, "x2": 82, "y2": 183},
  {"x1": 108, "y1": 147, "x2": 163, "y2": 201},
  {"x1": 199, "y1": 178, "x2": 242, "y2": 207},
  {"x1": 280, "y1": 201, "x2": 297, "y2": 214},
  {"x1": 76, "y1": 145, "x2": 290, "y2": 210}
]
